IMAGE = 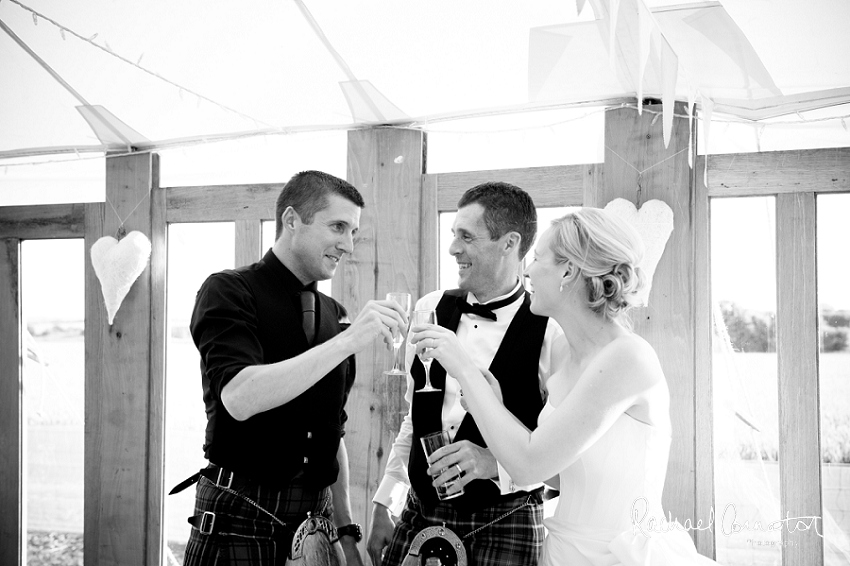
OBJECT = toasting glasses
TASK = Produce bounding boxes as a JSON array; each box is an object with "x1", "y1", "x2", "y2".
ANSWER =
[
  {"x1": 386, "y1": 292, "x2": 412, "y2": 376},
  {"x1": 411, "y1": 309, "x2": 439, "y2": 392}
]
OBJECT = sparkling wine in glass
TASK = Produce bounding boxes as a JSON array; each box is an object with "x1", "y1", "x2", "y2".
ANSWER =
[
  {"x1": 411, "y1": 309, "x2": 439, "y2": 392},
  {"x1": 386, "y1": 292, "x2": 412, "y2": 376}
]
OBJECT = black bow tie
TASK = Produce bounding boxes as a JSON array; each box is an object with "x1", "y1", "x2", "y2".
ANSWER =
[{"x1": 456, "y1": 286, "x2": 525, "y2": 321}]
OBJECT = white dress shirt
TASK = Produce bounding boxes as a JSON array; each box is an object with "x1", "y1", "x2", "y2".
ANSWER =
[{"x1": 373, "y1": 282, "x2": 563, "y2": 516}]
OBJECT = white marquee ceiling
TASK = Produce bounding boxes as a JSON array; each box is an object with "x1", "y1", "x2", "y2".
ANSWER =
[{"x1": 2, "y1": 0, "x2": 849, "y2": 164}]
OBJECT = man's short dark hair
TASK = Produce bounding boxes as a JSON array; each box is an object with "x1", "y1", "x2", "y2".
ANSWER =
[
  {"x1": 457, "y1": 181, "x2": 537, "y2": 259},
  {"x1": 275, "y1": 171, "x2": 365, "y2": 238}
]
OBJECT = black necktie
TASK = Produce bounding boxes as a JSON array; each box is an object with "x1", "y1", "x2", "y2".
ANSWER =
[
  {"x1": 299, "y1": 283, "x2": 318, "y2": 346},
  {"x1": 456, "y1": 285, "x2": 525, "y2": 321}
]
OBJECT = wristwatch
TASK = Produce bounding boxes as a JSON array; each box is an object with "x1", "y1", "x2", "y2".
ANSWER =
[{"x1": 336, "y1": 523, "x2": 363, "y2": 542}]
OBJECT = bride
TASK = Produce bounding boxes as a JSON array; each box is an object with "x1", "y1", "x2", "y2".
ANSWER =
[{"x1": 411, "y1": 207, "x2": 717, "y2": 565}]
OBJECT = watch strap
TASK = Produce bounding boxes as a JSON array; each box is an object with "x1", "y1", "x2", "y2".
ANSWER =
[{"x1": 336, "y1": 523, "x2": 362, "y2": 542}]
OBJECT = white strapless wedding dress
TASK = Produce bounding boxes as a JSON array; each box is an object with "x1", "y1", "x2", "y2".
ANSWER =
[{"x1": 538, "y1": 400, "x2": 717, "y2": 565}]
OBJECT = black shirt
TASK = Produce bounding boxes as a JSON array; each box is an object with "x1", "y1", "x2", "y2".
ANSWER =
[{"x1": 190, "y1": 249, "x2": 354, "y2": 489}]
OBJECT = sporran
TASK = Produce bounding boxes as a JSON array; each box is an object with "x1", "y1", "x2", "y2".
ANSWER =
[
  {"x1": 401, "y1": 524, "x2": 467, "y2": 566},
  {"x1": 285, "y1": 513, "x2": 344, "y2": 566}
]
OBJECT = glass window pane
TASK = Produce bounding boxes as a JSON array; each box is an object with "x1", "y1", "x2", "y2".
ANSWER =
[
  {"x1": 711, "y1": 197, "x2": 781, "y2": 565},
  {"x1": 262, "y1": 219, "x2": 275, "y2": 254},
  {"x1": 438, "y1": 206, "x2": 576, "y2": 295},
  {"x1": 164, "y1": 223, "x2": 235, "y2": 564},
  {"x1": 262, "y1": 220, "x2": 331, "y2": 297},
  {"x1": 816, "y1": 193, "x2": 850, "y2": 565},
  {"x1": 21, "y1": 239, "x2": 85, "y2": 565}
]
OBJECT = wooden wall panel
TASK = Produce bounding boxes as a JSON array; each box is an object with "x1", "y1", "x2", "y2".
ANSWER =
[
  {"x1": 235, "y1": 219, "x2": 262, "y2": 268},
  {"x1": 344, "y1": 128, "x2": 425, "y2": 553},
  {"x1": 85, "y1": 153, "x2": 156, "y2": 566},
  {"x1": 0, "y1": 238, "x2": 22, "y2": 566},
  {"x1": 165, "y1": 184, "x2": 279, "y2": 223},
  {"x1": 430, "y1": 164, "x2": 588, "y2": 211},
  {"x1": 582, "y1": 163, "x2": 605, "y2": 207},
  {"x1": 776, "y1": 192, "x2": 823, "y2": 566},
  {"x1": 420, "y1": 174, "x2": 439, "y2": 296},
  {"x1": 0, "y1": 203, "x2": 85, "y2": 239},
  {"x1": 601, "y1": 103, "x2": 698, "y2": 532},
  {"x1": 707, "y1": 147, "x2": 850, "y2": 197}
]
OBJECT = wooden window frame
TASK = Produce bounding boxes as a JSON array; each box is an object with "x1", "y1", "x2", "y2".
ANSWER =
[
  {"x1": 0, "y1": 203, "x2": 86, "y2": 566},
  {"x1": 0, "y1": 139, "x2": 847, "y2": 566}
]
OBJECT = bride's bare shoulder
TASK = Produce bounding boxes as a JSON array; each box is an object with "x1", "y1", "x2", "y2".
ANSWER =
[{"x1": 597, "y1": 334, "x2": 664, "y2": 384}]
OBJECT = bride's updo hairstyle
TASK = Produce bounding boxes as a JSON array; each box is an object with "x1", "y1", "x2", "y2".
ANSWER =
[{"x1": 550, "y1": 208, "x2": 647, "y2": 323}]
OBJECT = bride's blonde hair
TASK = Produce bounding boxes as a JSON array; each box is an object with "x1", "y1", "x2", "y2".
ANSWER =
[{"x1": 550, "y1": 208, "x2": 647, "y2": 323}]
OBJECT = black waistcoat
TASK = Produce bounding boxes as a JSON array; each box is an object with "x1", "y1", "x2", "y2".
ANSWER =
[{"x1": 408, "y1": 289, "x2": 548, "y2": 513}]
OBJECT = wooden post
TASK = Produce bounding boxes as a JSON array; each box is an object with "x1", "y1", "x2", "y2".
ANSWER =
[
  {"x1": 147, "y1": 184, "x2": 168, "y2": 566},
  {"x1": 776, "y1": 192, "x2": 823, "y2": 566},
  {"x1": 0, "y1": 238, "x2": 22, "y2": 566},
  {"x1": 342, "y1": 128, "x2": 425, "y2": 547},
  {"x1": 235, "y1": 219, "x2": 262, "y2": 268},
  {"x1": 85, "y1": 153, "x2": 158, "y2": 566},
  {"x1": 599, "y1": 103, "x2": 698, "y2": 532},
  {"x1": 693, "y1": 157, "x2": 715, "y2": 557}
]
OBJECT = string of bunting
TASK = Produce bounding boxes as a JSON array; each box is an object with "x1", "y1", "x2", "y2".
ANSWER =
[
  {"x1": 3, "y1": 103, "x2": 847, "y2": 170},
  {"x1": 7, "y1": 0, "x2": 272, "y2": 129}
]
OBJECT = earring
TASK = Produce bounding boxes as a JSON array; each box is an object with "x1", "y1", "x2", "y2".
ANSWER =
[{"x1": 559, "y1": 282, "x2": 565, "y2": 293}]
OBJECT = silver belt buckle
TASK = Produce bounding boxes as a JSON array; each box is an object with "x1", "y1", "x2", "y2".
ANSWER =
[
  {"x1": 216, "y1": 467, "x2": 234, "y2": 489},
  {"x1": 199, "y1": 511, "x2": 216, "y2": 535}
]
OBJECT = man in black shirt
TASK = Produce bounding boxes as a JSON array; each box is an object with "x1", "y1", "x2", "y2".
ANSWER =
[{"x1": 180, "y1": 170, "x2": 407, "y2": 565}]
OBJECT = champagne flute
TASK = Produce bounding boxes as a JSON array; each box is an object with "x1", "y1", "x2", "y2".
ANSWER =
[
  {"x1": 386, "y1": 292, "x2": 412, "y2": 375},
  {"x1": 411, "y1": 309, "x2": 439, "y2": 392}
]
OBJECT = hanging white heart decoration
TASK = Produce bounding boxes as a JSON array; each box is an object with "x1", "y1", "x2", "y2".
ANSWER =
[
  {"x1": 603, "y1": 198, "x2": 674, "y2": 307},
  {"x1": 90, "y1": 230, "x2": 152, "y2": 324}
]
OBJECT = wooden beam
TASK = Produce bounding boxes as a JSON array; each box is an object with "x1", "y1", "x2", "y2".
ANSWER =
[
  {"x1": 601, "y1": 102, "x2": 699, "y2": 535},
  {"x1": 706, "y1": 147, "x2": 850, "y2": 197},
  {"x1": 693, "y1": 157, "x2": 715, "y2": 558},
  {"x1": 146, "y1": 185, "x2": 167, "y2": 566},
  {"x1": 85, "y1": 153, "x2": 157, "y2": 566},
  {"x1": 0, "y1": 238, "x2": 22, "y2": 566},
  {"x1": 776, "y1": 192, "x2": 823, "y2": 566},
  {"x1": 0, "y1": 203, "x2": 85, "y2": 239},
  {"x1": 165, "y1": 184, "x2": 279, "y2": 223},
  {"x1": 344, "y1": 128, "x2": 425, "y2": 555},
  {"x1": 429, "y1": 164, "x2": 590, "y2": 211}
]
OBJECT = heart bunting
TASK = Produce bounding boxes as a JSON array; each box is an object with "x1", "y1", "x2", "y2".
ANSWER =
[{"x1": 90, "y1": 230, "x2": 152, "y2": 324}]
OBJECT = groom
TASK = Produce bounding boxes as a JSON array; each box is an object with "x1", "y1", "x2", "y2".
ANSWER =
[{"x1": 367, "y1": 182, "x2": 562, "y2": 566}]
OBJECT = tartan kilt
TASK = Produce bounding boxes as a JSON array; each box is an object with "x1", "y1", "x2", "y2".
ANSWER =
[
  {"x1": 382, "y1": 488, "x2": 544, "y2": 566},
  {"x1": 183, "y1": 474, "x2": 333, "y2": 566}
]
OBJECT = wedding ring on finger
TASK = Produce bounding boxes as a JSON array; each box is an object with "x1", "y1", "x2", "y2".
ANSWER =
[{"x1": 455, "y1": 463, "x2": 463, "y2": 477}]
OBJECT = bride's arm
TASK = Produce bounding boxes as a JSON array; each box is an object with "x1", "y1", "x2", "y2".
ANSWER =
[{"x1": 421, "y1": 327, "x2": 665, "y2": 485}]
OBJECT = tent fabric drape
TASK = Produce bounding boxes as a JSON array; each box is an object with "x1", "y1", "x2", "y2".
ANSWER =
[{"x1": 2, "y1": 0, "x2": 849, "y2": 162}]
